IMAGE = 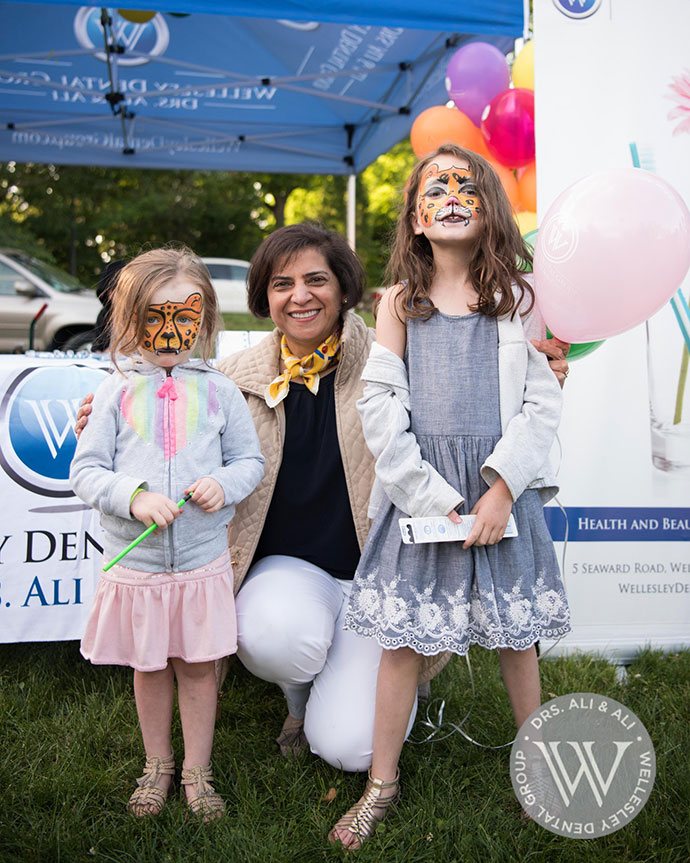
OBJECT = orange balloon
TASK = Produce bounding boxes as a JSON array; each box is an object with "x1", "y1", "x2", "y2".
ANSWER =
[
  {"x1": 410, "y1": 106, "x2": 484, "y2": 158},
  {"x1": 118, "y1": 9, "x2": 156, "y2": 23},
  {"x1": 517, "y1": 162, "x2": 537, "y2": 212},
  {"x1": 486, "y1": 159, "x2": 520, "y2": 211}
]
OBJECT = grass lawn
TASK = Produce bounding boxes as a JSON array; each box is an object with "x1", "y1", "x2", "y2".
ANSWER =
[{"x1": 1, "y1": 644, "x2": 688, "y2": 863}]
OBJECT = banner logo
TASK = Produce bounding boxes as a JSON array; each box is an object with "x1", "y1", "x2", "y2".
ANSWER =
[
  {"x1": 0, "y1": 366, "x2": 108, "y2": 497},
  {"x1": 553, "y1": 0, "x2": 603, "y2": 19},
  {"x1": 511, "y1": 693, "x2": 656, "y2": 837},
  {"x1": 74, "y1": 7, "x2": 170, "y2": 67}
]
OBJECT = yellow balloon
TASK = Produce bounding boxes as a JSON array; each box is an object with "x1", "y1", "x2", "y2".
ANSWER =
[
  {"x1": 512, "y1": 41, "x2": 534, "y2": 90},
  {"x1": 118, "y1": 9, "x2": 156, "y2": 24},
  {"x1": 515, "y1": 210, "x2": 537, "y2": 236}
]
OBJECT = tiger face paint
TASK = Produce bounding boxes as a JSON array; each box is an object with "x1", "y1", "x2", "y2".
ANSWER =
[
  {"x1": 142, "y1": 292, "x2": 203, "y2": 355},
  {"x1": 416, "y1": 162, "x2": 481, "y2": 229}
]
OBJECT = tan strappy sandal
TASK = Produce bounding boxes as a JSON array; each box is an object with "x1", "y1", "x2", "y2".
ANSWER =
[
  {"x1": 127, "y1": 753, "x2": 175, "y2": 817},
  {"x1": 181, "y1": 764, "x2": 226, "y2": 822},
  {"x1": 328, "y1": 770, "x2": 400, "y2": 851}
]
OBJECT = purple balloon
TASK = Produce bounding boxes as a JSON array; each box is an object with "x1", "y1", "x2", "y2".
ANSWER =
[{"x1": 445, "y1": 42, "x2": 510, "y2": 126}]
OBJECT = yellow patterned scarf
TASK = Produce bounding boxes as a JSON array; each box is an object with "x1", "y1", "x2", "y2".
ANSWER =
[{"x1": 265, "y1": 331, "x2": 341, "y2": 408}]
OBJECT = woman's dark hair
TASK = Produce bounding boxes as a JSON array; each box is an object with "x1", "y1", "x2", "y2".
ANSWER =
[
  {"x1": 386, "y1": 143, "x2": 534, "y2": 321},
  {"x1": 247, "y1": 222, "x2": 366, "y2": 318}
]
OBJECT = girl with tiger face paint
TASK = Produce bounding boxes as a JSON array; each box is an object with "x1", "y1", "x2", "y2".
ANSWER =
[
  {"x1": 72, "y1": 246, "x2": 264, "y2": 822},
  {"x1": 109, "y1": 247, "x2": 219, "y2": 371}
]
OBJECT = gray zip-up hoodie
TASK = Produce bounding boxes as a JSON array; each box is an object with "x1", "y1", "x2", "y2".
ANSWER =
[{"x1": 70, "y1": 357, "x2": 264, "y2": 572}]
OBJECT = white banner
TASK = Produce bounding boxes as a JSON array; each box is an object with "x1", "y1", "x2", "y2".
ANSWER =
[
  {"x1": 0, "y1": 356, "x2": 108, "y2": 642},
  {"x1": 536, "y1": 0, "x2": 690, "y2": 660}
]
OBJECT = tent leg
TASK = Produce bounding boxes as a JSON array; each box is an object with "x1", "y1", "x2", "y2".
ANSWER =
[{"x1": 347, "y1": 173, "x2": 357, "y2": 250}]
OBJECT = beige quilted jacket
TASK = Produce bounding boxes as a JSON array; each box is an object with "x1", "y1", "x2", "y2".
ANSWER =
[
  {"x1": 217, "y1": 311, "x2": 374, "y2": 586},
  {"x1": 217, "y1": 310, "x2": 449, "y2": 684}
]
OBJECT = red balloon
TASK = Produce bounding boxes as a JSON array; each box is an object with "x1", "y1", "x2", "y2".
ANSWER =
[{"x1": 481, "y1": 88, "x2": 535, "y2": 169}]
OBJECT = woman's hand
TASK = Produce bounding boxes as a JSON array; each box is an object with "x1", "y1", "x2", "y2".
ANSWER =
[
  {"x1": 74, "y1": 393, "x2": 94, "y2": 438},
  {"x1": 130, "y1": 491, "x2": 182, "y2": 528},
  {"x1": 531, "y1": 337, "x2": 570, "y2": 388},
  {"x1": 186, "y1": 477, "x2": 225, "y2": 512},
  {"x1": 463, "y1": 478, "x2": 513, "y2": 549}
]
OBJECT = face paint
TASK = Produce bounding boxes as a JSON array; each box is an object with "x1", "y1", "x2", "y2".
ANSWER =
[
  {"x1": 142, "y1": 292, "x2": 203, "y2": 355},
  {"x1": 416, "y1": 163, "x2": 481, "y2": 228}
]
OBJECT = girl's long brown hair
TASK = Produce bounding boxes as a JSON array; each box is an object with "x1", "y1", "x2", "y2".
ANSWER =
[
  {"x1": 109, "y1": 246, "x2": 220, "y2": 365},
  {"x1": 385, "y1": 144, "x2": 534, "y2": 320}
]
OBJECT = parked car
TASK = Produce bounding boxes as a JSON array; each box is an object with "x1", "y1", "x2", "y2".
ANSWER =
[
  {"x1": 0, "y1": 249, "x2": 102, "y2": 353},
  {"x1": 202, "y1": 257, "x2": 251, "y2": 313}
]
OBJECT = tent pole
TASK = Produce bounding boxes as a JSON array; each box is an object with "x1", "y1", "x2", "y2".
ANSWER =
[{"x1": 347, "y1": 173, "x2": 357, "y2": 251}]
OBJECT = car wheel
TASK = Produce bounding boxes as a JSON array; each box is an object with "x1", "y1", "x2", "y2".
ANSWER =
[{"x1": 61, "y1": 329, "x2": 98, "y2": 353}]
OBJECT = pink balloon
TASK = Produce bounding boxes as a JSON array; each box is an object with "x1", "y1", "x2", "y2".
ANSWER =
[
  {"x1": 533, "y1": 169, "x2": 690, "y2": 342},
  {"x1": 480, "y1": 88, "x2": 534, "y2": 169},
  {"x1": 445, "y1": 42, "x2": 509, "y2": 127}
]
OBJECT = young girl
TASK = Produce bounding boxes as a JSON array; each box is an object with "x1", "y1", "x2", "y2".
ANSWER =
[
  {"x1": 70, "y1": 247, "x2": 264, "y2": 820},
  {"x1": 331, "y1": 145, "x2": 570, "y2": 849}
]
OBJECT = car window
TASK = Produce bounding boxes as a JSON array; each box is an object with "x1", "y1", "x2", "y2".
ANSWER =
[
  {"x1": 0, "y1": 260, "x2": 22, "y2": 296},
  {"x1": 4, "y1": 252, "x2": 85, "y2": 293},
  {"x1": 229, "y1": 264, "x2": 249, "y2": 281},
  {"x1": 205, "y1": 264, "x2": 234, "y2": 280}
]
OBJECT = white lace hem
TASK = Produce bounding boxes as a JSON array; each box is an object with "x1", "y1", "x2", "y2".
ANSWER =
[{"x1": 342, "y1": 615, "x2": 572, "y2": 655}]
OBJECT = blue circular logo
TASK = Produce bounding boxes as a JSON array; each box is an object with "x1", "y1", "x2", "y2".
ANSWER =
[
  {"x1": 74, "y1": 7, "x2": 169, "y2": 67},
  {"x1": 552, "y1": 0, "x2": 602, "y2": 19},
  {"x1": 0, "y1": 365, "x2": 108, "y2": 497}
]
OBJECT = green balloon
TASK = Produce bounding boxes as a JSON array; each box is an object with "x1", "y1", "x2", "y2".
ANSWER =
[{"x1": 546, "y1": 329, "x2": 605, "y2": 362}]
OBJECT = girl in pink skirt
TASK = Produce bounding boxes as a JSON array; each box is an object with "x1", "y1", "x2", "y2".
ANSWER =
[{"x1": 70, "y1": 247, "x2": 264, "y2": 820}]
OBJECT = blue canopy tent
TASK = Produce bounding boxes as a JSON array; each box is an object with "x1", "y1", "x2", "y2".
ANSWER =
[{"x1": 0, "y1": 1, "x2": 524, "y2": 241}]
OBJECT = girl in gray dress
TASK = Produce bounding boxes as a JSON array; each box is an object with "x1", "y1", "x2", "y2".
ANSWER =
[{"x1": 330, "y1": 145, "x2": 570, "y2": 850}]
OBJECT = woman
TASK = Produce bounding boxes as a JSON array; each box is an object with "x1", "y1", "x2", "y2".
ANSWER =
[
  {"x1": 215, "y1": 223, "x2": 447, "y2": 770},
  {"x1": 76, "y1": 223, "x2": 569, "y2": 772}
]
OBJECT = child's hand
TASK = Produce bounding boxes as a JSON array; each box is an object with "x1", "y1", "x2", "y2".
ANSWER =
[
  {"x1": 463, "y1": 479, "x2": 513, "y2": 549},
  {"x1": 74, "y1": 392, "x2": 94, "y2": 439},
  {"x1": 130, "y1": 491, "x2": 181, "y2": 528},
  {"x1": 186, "y1": 477, "x2": 225, "y2": 512}
]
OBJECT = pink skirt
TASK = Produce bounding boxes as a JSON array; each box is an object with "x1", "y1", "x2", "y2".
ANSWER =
[{"x1": 81, "y1": 550, "x2": 237, "y2": 672}]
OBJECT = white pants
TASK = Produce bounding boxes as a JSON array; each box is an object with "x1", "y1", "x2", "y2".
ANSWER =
[{"x1": 236, "y1": 555, "x2": 417, "y2": 773}]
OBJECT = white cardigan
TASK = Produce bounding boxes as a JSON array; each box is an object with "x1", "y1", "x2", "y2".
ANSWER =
[{"x1": 358, "y1": 308, "x2": 563, "y2": 519}]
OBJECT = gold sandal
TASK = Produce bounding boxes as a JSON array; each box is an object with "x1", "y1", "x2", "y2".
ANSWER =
[
  {"x1": 181, "y1": 764, "x2": 226, "y2": 822},
  {"x1": 127, "y1": 753, "x2": 175, "y2": 817},
  {"x1": 328, "y1": 770, "x2": 400, "y2": 851}
]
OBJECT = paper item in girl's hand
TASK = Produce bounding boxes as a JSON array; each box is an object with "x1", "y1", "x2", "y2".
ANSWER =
[{"x1": 399, "y1": 514, "x2": 518, "y2": 544}]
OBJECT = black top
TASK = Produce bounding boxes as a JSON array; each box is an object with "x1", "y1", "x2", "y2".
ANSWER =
[{"x1": 253, "y1": 371, "x2": 361, "y2": 580}]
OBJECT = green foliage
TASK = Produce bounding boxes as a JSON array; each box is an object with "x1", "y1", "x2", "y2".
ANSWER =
[{"x1": 1, "y1": 141, "x2": 416, "y2": 290}]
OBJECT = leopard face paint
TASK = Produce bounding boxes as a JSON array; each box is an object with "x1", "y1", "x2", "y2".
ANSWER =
[
  {"x1": 142, "y1": 292, "x2": 203, "y2": 354},
  {"x1": 417, "y1": 163, "x2": 481, "y2": 228}
]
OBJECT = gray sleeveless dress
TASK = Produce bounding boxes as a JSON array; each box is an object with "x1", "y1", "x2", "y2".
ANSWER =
[{"x1": 344, "y1": 311, "x2": 570, "y2": 655}]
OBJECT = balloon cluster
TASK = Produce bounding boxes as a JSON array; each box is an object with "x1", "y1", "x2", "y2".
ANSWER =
[
  {"x1": 410, "y1": 40, "x2": 536, "y2": 218},
  {"x1": 410, "y1": 40, "x2": 690, "y2": 354}
]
